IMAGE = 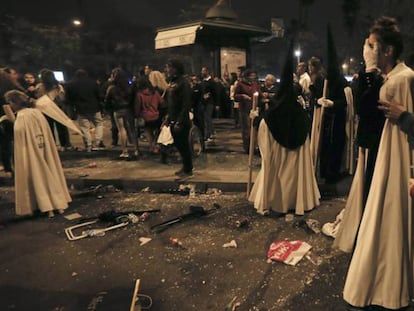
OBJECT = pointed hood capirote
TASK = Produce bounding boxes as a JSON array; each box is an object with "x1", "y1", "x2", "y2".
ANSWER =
[
  {"x1": 264, "y1": 40, "x2": 311, "y2": 150},
  {"x1": 326, "y1": 24, "x2": 347, "y2": 97}
]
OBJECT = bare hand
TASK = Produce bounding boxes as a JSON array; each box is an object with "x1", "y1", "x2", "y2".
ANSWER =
[{"x1": 378, "y1": 98, "x2": 406, "y2": 120}]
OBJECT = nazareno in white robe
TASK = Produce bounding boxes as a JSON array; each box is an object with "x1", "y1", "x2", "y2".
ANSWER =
[
  {"x1": 333, "y1": 147, "x2": 368, "y2": 253},
  {"x1": 14, "y1": 108, "x2": 71, "y2": 215},
  {"x1": 343, "y1": 62, "x2": 414, "y2": 309},
  {"x1": 248, "y1": 119, "x2": 320, "y2": 215}
]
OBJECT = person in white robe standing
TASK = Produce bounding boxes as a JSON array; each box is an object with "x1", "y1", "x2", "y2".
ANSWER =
[
  {"x1": 248, "y1": 41, "x2": 320, "y2": 216},
  {"x1": 342, "y1": 16, "x2": 414, "y2": 310},
  {"x1": 333, "y1": 35, "x2": 386, "y2": 252},
  {"x1": 4, "y1": 90, "x2": 71, "y2": 218}
]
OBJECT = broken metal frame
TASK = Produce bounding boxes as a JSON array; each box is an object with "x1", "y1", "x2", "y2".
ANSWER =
[{"x1": 65, "y1": 220, "x2": 129, "y2": 241}]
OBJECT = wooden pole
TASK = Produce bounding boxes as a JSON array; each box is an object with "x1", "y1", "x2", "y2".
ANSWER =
[
  {"x1": 247, "y1": 92, "x2": 259, "y2": 197},
  {"x1": 312, "y1": 79, "x2": 328, "y2": 172}
]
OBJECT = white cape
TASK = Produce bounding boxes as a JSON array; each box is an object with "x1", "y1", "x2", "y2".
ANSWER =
[
  {"x1": 35, "y1": 95, "x2": 82, "y2": 135},
  {"x1": 14, "y1": 108, "x2": 71, "y2": 215},
  {"x1": 249, "y1": 120, "x2": 320, "y2": 215},
  {"x1": 343, "y1": 62, "x2": 414, "y2": 309}
]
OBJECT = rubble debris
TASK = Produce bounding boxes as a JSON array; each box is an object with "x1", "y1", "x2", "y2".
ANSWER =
[
  {"x1": 222, "y1": 240, "x2": 237, "y2": 248},
  {"x1": 305, "y1": 219, "x2": 321, "y2": 234},
  {"x1": 151, "y1": 203, "x2": 221, "y2": 233},
  {"x1": 64, "y1": 212, "x2": 82, "y2": 221},
  {"x1": 285, "y1": 214, "x2": 294, "y2": 222},
  {"x1": 139, "y1": 237, "x2": 152, "y2": 246},
  {"x1": 235, "y1": 219, "x2": 249, "y2": 228},
  {"x1": 305, "y1": 251, "x2": 323, "y2": 265},
  {"x1": 169, "y1": 237, "x2": 184, "y2": 248}
]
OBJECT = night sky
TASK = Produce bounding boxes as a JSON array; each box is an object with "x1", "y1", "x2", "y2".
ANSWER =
[
  {"x1": 7, "y1": 0, "x2": 345, "y2": 34},
  {"x1": 6, "y1": 0, "x2": 413, "y2": 65}
]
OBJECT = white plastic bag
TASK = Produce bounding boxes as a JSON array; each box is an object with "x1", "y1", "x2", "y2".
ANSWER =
[{"x1": 157, "y1": 125, "x2": 174, "y2": 146}]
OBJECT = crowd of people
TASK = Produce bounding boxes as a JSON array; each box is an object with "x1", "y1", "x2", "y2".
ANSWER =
[{"x1": 2, "y1": 14, "x2": 414, "y2": 310}]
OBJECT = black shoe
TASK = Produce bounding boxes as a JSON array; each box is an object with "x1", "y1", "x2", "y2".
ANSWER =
[{"x1": 98, "y1": 141, "x2": 106, "y2": 149}]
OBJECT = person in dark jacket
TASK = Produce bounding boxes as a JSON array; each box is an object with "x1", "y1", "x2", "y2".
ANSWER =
[
  {"x1": 165, "y1": 59, "x2": 193, "y2": 179},
  {"x1": 65, "y1": 69, "x2": 105, "y2": 151},
  {"x1": 234, "y1": 69, "x2": 261, "y2": 153},
  {"x1": 105, "y1": 68, "x2": 138, "y2": 159}
]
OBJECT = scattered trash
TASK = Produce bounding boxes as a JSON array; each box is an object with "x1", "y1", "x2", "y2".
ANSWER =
[
  {"x1": 225, "y1": 296, "x2": 240, "y2": 311},
  {"x1": 99, "y1": 185, "x2": 119, "y2": 193},
  {"x1": 267, "y1": 240, "x2": 312, "y2": 266},
  {"x1": 141, "y1": 187, "x2": 151, "y2": 193},
  {"x1": 97, "y1": 195, "x2": 104, "y2": 199},
  {"x1": 128, "y1": 213, "x2": 140, "y2": 224},
  {"x1": 139, "y1": 237, "x2": 152, "y2": 246},
  {"x1": 79, "y1": 174, "x2": 89, "y2": 178},
  {"x1": 87, "y1": 162, "x2": 97, "y2": 168},
  {"x1": 292, "y1": 218, "x2": 321, "y2": 234},
  {"x1": 223, "y1": 240, "x2": 237, "y2": 248},
  {"x1": 169, "y1": 237, "x2": 184, "y2": 248},
  {"x1": 305, "y1": 251, "x2": 323, "y2": 266},
  {"x1": 151, "y1": 203, "x2": 221, "y2": 233},
  {"x1": 305, "y1": 219, "x2": 321, "y2": 234},
  {"x1": 205, "y1": 188, "x2": 222, "y2": 195},
  {"x1": 322, "y1": 208, "x2": 345, "y2": 238},
  {"x1": 64, "y1": 212, "x2": 82, "y2": 221},
  {"x1": 65, "y1": 220, "x2": 128, "y2": 240},
  {"x1": 285, "y1": 214, "x2": 295, "y2": 222},
  {"x1": 72, "y1": 272, "x2": 78, "y2": 277},
  {"x1": 65, "y1": 209, "x2": 160, "y2": 240},
  {"x1": 235, "y1": 219, "x2": 249, "y2": 228},
  {"x1": 139, "y1": 212, "x2": 151, "y2": 222}
]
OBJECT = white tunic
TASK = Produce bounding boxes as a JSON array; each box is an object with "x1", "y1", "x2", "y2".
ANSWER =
[
  {"x1": 249, "y1": 119, "x2": 320, "y2": 215},
  {"x1": 343, "y1": 62, "x2": 414, "y2": 309},
  {"x1": 14, "y1": 108, "x2": 71, "y2": 215}
]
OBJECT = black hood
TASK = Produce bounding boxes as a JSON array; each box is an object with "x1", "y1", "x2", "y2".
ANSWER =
[{"x1": 264, "y1": 40, "x2": 311, "y2": 150}]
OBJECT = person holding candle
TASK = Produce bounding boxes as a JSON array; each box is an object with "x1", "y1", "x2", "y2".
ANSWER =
[{"x1": 248, "y1": 42, "x2": 320, "y2": 216}]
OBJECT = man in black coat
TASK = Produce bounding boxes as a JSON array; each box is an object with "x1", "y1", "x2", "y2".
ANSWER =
[
  {"x1": 165, "y1": 59, "x2": 193, "y2": 179},
  {"x1": 65, "y1": 69, "x2": 105, "y2": 151}
]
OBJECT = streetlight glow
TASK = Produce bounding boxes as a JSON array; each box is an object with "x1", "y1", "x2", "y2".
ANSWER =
[
  {"x1": 72, "y1": 19, "x2": 82, "y2": 26},
  {"x1": 294, "y1": 49, "x2": 301, "y2": 64}
]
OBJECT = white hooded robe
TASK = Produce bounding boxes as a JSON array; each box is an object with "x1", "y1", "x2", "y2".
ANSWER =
[
  {"x1": 14, "y1": 108, "x2": 71, "y2": 215},
  {"x1": 343, "y1": 62, "x2": 414, "y2": 309}
]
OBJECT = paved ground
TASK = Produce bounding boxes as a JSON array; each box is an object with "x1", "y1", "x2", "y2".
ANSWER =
[{"x1": 2, "y1": 118, "x2": 409, "y2": 310}]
